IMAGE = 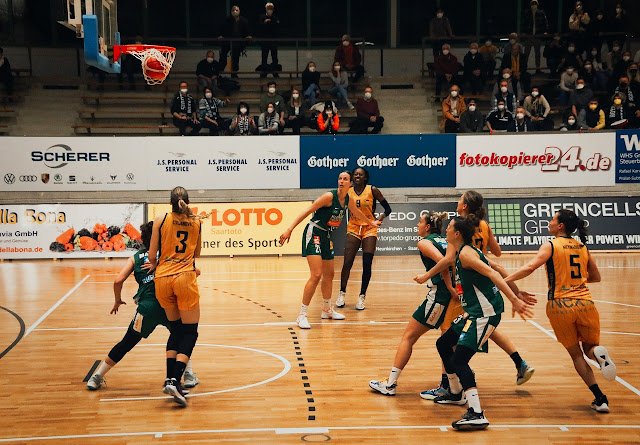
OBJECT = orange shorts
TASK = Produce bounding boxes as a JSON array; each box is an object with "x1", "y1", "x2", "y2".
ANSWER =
[
  {"x1": 346, "y1": 223, "x2": 378, "y2": 240},
  {"x1": 155, "y1": 271, "x2": 200, "y2": 311},
  {"x1": 441, "y1": 298, "x2": 464, "y2": 332},
  {"x1": 546, "y1": 298, "x2": 600, "y2": 348}
]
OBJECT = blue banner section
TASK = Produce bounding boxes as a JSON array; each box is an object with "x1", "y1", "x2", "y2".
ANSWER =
[
  {"x1": 299, "y1": 134, "x2": 456, "y2": 189},
  {"x1": 616, "y1": 130, "x2": 640, "y2": 183}
]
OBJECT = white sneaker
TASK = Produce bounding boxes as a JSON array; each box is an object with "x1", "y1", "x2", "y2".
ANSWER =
[
  {"x1": 336, "y1": 291, "x2": 346, "y2": 308},
  {"x1": 355, "y1": 294, "x2": 366, "y2": 310},
  {"x1": 163, "y1": 378, "x2": 187, "y2": 406},
  {"x1": 369, "y1": 378, "x2": 396, "y2": 396},
  {"x1": 593, "y1": 346, "x2": 616, "y2": 381},
  {"x1": 321, "y1": 306, "x2": 345, "y2": 320},
  {"x1": 297, "y1": 313, "x2": 311, "y2": 329},
  {"x1": 86, "y1": 374, "x2": 105, "y2": 391},
  {"x1": 183, "y1": 371, "x2": 199, "y2": 388},
  {"x1": 347, "y1": 101, "x2": 355, "y2": 110}
]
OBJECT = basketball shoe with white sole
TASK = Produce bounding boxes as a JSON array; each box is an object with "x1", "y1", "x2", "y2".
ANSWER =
[
  {"x1": 369, "y1": 378, "x2": 397, "y2": 396},
  {"x1": 86, "y1": 374, "x2": 105, "y2": 390},
  {"x1": 516, "y1": 361, "x2": 535, "y2": 385},
  {"x1": 163, "y1": 378, "x2": 187, "y2": 406},
  {"x1": 321, "y1": 306, "x2": 345, "y2": 320},
  {"x1": 433, "y1": 388, "x2": 467, "y2": 405},
  {"x1": 183, "y1": 371, "x2": 199, "y2": 388},
  {"x1": 336, "y1": 291, "x2": 346, "y2": 308},
  {"x1": 355, "y1": 294, "x2": 366, "y2": 310},
  {"x1": 297, "y1": 313, "x2": 311, "y2": 329},
  {"x1": 452, "y1": 408, "x2": 489, "y2": 430},
  {"x1": 593, "y1": 346, "x2": 616, "y2": 381},
  {"x1": 591, "y1": 395, "x2": 610, "y2": 413}
]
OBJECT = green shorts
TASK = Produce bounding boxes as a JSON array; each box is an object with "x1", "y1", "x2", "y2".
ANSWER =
[
  {"x1": 129, "y1": 297, "x2": 171, "y2": 338},
  {"x1": 412, "y1": 284, "x2": 451, "y2": 329},
  {"x1": 451, "y1": 312, "x2": 501, "y2": 353},
  {"x1": 302, "y1": 223, "x2": 334, "y2": 260}
]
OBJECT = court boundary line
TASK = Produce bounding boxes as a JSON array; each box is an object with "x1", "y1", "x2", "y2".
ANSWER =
[
  {"x1": 24, "y1": 275, "x2": 90, "y2": 337},
  {"x1": 0, "y1": 305, "x2": 25, "y2": 360}
]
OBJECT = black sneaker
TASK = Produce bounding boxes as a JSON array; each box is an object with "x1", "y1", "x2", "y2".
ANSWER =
[
  {"x1": 452, "y1": 408, "x2": 489, "y2": 430},
  {"x1": 433, "y1": 388, "x2": 467, "y2": 405},
  {"x1": 163, "y1": 378, "x2": 187, "y2": 406},
  {"x1": 591, "y1": 395, "x2": 610, "y2": 413}
]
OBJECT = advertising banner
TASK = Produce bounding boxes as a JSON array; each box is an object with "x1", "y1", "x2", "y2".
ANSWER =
[
  {"x1": 146, "y1": 136, "x2": 300, "y2": 190},
  {"x1": 0, "y1": 138, "x2": 147, "y2": 191},
  {"x1": 148, "y1": 201, "x2": 311, "y2": 256},
  {"x1": 616, "y1": 130, "x2": 640, "y2": 183},
  {"x1": 456, "y1": 133, "x2": 615, "y2": 188},
  {"x1": 299, "y1": 134, "x2": 456, "y2": 189},
  {"x1": 0, "y1": 204, "x2": 145, "y2": 259}
]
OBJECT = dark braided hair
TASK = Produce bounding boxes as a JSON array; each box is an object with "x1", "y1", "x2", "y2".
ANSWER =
[{"x1": 556, "y1": 209, "x2": 588, "y2": 243}]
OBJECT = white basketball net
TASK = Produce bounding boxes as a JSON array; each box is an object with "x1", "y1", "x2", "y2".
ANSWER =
[{"x1": 127, "y1": 48, "x2": 176, "y2": 85}]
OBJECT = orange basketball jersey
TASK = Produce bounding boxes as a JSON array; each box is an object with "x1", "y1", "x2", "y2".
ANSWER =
[
  {"x1": 347, "y1": 185, "x2": 375, "y2": 227},
  {"x1": 545, "y1": 236, "x2": 592, "y2": 301},
  {"x1": 155, "y1": 212, "x2": 202, "y2": 278},
  {"x1": 472, "y1": 219, "x2": 491, "y2": 254}
]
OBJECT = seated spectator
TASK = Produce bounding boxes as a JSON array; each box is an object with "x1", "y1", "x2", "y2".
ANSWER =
[
  {"x1": 580, "y1": 57, "x2": 607, "y2": 91},
  {"x1": 258, "y1": 102, "x2": 281, "y2": 135},
  {"x1": 612, "y1": 76, "x2": 636, "y2": 110},
  {"x1": 198, "y1": 87, "x2": 231, "y2": 135},
  {"x1": 329, "y1": 61, "x2": 354, "y2": 109},
  {"x1": 260, "y1": 81, "x2": 287, "y2": 130},
  {"x1": 492, "y1": 80, "x2": 517, "y2": 114},
  {"x1": 605, "y1": 42, "x2": 623, "y2": 74},
  {"x1": 612, "y1": 51, "x2": 633, "y2": 86},
  {"x1": 486, "y1": 99, "x2": 514, "y2": 132},
  {"x1": 257, "y1": 2, "x2": 281, "y2": 78},
  {"x1": 463, "y1": 42, "x2": 484, "y2": 95},
  {"x1": 635, "y1": 49, "x2": 640, "y2": 64},
  {"x1": 606, "y1": 93, "x2": 635, "y2": 128},
  {"x1": 459, "y1": 99, "x2": 484, "y2": 133},
  {"x1": 558, "y1": 42, "x2": 583, "y2": 73},
  {"x1": 441, "y1": 85, "x2": 466, "y2": 133},
  {"x1": 543, "y1": 34, "x2": 564, "y2": 77},
  {"x1": 302, "y1": 61, "x2": 321, "y2": 106},
  {"x1": 502, "y1": 32, "x2": 519, "y2": 58},
  {"x1": 229, "y1": 102, "x2": 257, "y2": 135},
  {"x1": 558, "y1": 66, "x2": 578, "y2": 106},
  {"x1": 479, "y1": 38, "x2": 498, "y2": 79},
  {"x1": 196, "y1": 50, "x2": 221, "y2": 91},
  {"x1": 491, "y1": 68, "x2": 523, "y2": 103},
  {"x1": 309, "y1": 100, "x2": 338, "y2": 130},
  {"x1": 559, "y1": 113, "x2": 579, "y2": 131},
  {"x1": 570, "y1": 78, "x2": 593, "y2": 118},
  {"x1": 429, "y1": 8, "x2": 454, "y2": 59},
  {"x1": 523, "y1": 87, "x2": 554, "y2": 131},
  {"x1": 627, "y1": 63, "x2": 640, "y2": 92},
  {"x1": 434, "y1": 43, "x2": 459, "y2": 102},
  {"x1": 285, "y1": 89, "x2": 308, "y2": 135},
  {"x1": 334, "y1": 34, "x2": 364, "y2": 83},
  {"x1": 588, "y1": 10, "x2": 606, "y2": 55},
  {"x1": 0, "y1": 47, "x2": 14, "y2": 99},
  {"x1": 349, "y1": 87, "x2": 384, "y2": 134},
  {"x1": 317, "y1": 101, "x2": 339, "y2": 134},
  {"x1": 171, "y1": 82, "x2": 201, "y2": 136},
  {"x1": 512, "y1": 107, "x2": 533, "y2": 132},
  {"x1": 578, "y1": 97, "x2": 605, "y2": 130},
  {"x1": 500, "y1": 43, "x2": 530, "y2": 94}
]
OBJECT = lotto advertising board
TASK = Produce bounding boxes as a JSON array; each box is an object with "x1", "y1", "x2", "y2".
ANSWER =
[
  {"x1": 148, "y1": 201, "x2": 311, "y2": 256},
  {"x1": 299, "y1": 134, "x2": 456, "y2": 189},
  {"x1": 456, "y1": 133, "x2": 615, "y2": 188},
  {"x1": 616, "y1": 130, "x2": 640, "y2": 183},
  {"x1": 0, "y1": 204, "x2": 145, "y2": 259}
]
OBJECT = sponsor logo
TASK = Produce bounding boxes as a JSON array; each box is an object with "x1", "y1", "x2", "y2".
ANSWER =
[
  {"x1": 31, "y1": 144, "x2": 110, "y2": 169},
  {"x1": 110, "y1": 175, "x2": 117, "y2": 180},
  {"x1": 357, "y1": 155, "x2": 399, "y2": 169},
  {"x1": 68, "y1": 175, "x2": 76, "y2": 181},
  {"x1": 307, "y1": 155, "x2": 350, "y2": 169},
  {"x1": 4, "y1": 173, "x2": 16, "y2": 184},
  {"x1": 41, "y1": 173, "x2": 50, "y2": 184},
  {"x1": 406, "y1": 154, "x2": 449, "y2": 168},
  {"x1": 90, "y1": 176, "x2": 95, "y2": 181},
  {"x1": 127, "y1": 173, "x2": 134, "y2": 181},
  {"x1": 54, "y1": 174, "x2": 62, "y2": 181},
  {"x1": 19, "y1": 175, "x2": 38, "y2": 182}
]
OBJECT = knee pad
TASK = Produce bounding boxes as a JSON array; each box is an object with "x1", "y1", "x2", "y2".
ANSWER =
[
  {"x1": 108, "y1": 327, "x2": 142, "y2": 363},
  {"x1": 178, "y1": 323, "x2": 199, "y2": 358},
  {"x1": 166, "y1": 319, "x2": 182, "y2": 352}
]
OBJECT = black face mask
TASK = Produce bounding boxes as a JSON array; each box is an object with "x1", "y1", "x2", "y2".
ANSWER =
[
  {"x1": 620, "y1": 82, "x2": 628, "y2": 88},
  {"x1": 630, "y1": 70, "x2": 638, "y2": 76}
]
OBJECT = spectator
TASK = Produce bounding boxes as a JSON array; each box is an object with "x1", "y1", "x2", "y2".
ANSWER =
[
  {"x1": 479, "y1": 38, "x2": 498, "y2": 79},
  {"x1": 543, "y1": 34, "x2": 564, "y2": 77},
  {"x1": 486, "y1": 99, "x2": 514, "y2": 132},
  {"x1": 329, "y1": 61, "x2": 354, "y2": 109},
  {"x1": 0, "y1": 47, "x2": 14, "y2": 99},
  {"x1": 512, "y1": 106, "x2": 533, "y2": 132},
  {"x1": 218, "y1": 5, "x2": 252, "y2": 77},
  {"x1": 587, "y1": 10, "x2": 606, "y2": 55},
  {"x1": 559, "y1": 42, "x2": 583, "y2": 74},
  {"x1": 609, "y1": 3, "x2": 629, "y2": 49},
  {"x1": 463, "y1": 42, "x2": 484, "y2": 95},
  {"x1": 492, "y1": 80, "x2": 518, "y2": 114},
  {"x1": 459, "y1": 98, "x2": 484, "y2": 133},
  {"x1": 628, "y1": 63, "x2": 640, "y2": 102},
  {"x1": 578, "y1": 97, "x2": 606, "y2": 130},
  {"x1": 568, "y1": 1, "x2": 590, "y2": 55},
  {"x1": 558, "y1": 66, "x2": 578, "y2": 106},
  {"x1": 120, "y1": 35, "x2": 146, "y2": 90},
  {"x1": 559, "y1": 113, "x2": 579, "y2": 131},
  {"x1": 492, "y1": 68, "x2": 523, "y2": 103},
  {"x1": 257, "y1": 2, "x2": 281, "y2": 77},
  {"x1": 635, "y1": 49, "x2": 640, "y2": 64},
  {"x1": 171, "y1": 82, "x2": 201, "y2": 136},
  {"x1": 309, "y1": 100, "x2": 338, "y2": 130},
  {"x1": 522, "y1": 0, "x2": 549, "y2": 73},
  {"x1": 612, "y1": 76, "x2": 636, "y2": 111},
  {"x1": 500, "y1": 43, "x2": 530, "y2": 94},
  {"x1": 502, "y1": 32, "x2": 519, "y2": 58},
  {"x1": 285, "y1": 89, "x2": 308, "y2": 135},
  {"x1": 229, "y1": 102, "x2": 257, "y2": 135},
  {"x1": 434, "y1": 43, "x2": 459, "y2": 102},
  {"x1": 612, "y1": 51, "x2": 633, "y2": 85},
  {"x1": 302, "y1": 61, "x2": 321, "y2": 106},
  {"x1": 260, "y1": 81, "x2": 287, "y2": 130},
  {"x1": 581, "y1": 55, "x2": 608, "y2": 91},
  {"x1": 428, "y1": 8, "x2": 454, "y2": 59},
  {"x1": 198, "y1": 87, "x2": 230, "y2": 135},
  {"x1": 570, "y1": 78, "x2": 593, "y2": 118},
  {"x1": 258, "y1": 102, "x2": 281, "y2": 135},
  {"x1": 349, "y1": 87, "x2": 384, "y2": 134},
  {"x1": 334, "y1": 34, "x2": 365, "y2": 83},
  {"x1": 606, "y1": 94, "x2": 632, "y2": 128},
  {"x1": 605, "y1": 41, "x2": 623, "y2": 74},
  {"x1": 317, "y1": 101, "x2": 340, "y2": 134},
  {"x1": 523, "y1": 87, "x2": 554, "y2": 131},
  {"x1": 441, "y1": 85, "x2": 466, "y2": 133},
  {"x1": 196, "y1": 50, "x2": 221, "y2": 91}
]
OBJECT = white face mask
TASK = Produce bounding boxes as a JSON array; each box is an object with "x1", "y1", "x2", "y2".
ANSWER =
[
  {"x1": 292, "y1": 93, "x2": 299, "y2": 99},
  {"x1": 469, "y1": 105, "x2": 476, "y2": 112},
  {"x1": 442, "y1": 50, "x2": 450, "y2": 55},
  {"x1": 450, "y1": 90, "x2": 458, "y2": 97},
  {"x1": 240, "y1": 108, "x2": 247, "y2": 114},
  {"x1": 591, "y1": 50, "x2": 598, "y2": 55},
  {"x1": 597, "y1": 15, "x2": 603, "y2": 20},
  {"x1": 516, "y1": 113, "x2": 525, "y2": 119},
  {"x1": 267, "y1": 107, "x2": 274, "y2": 113},
  {"x1": 577, "y1": 83, "x2": 585, "y2": 90},
  {"x1": 207, "y1": 57, "x2": 214, "y2": 63},
  {"x1": 326, "y1": 110, "x2": 333, "y2": 116},
  {"x1": 567, "y1": 69, "x2": 574, "y2": 74},
  {"x1": 501, "y1": 86, "x2": 508, "y2": 93},
  {"x1": 485, "y1": 41, "x2": 492, "y2": 46},
  {"x1": 232, "y1": 10, "x2": 240, "y2": 17},
  {"x1": 180, "y1": 88, "x2": 188, "y2": 95},
  {"x1": 364, "y1": 92, "x2": 372, "y2": 99},
  {"x1": 343, "y1": 40, "x2": 349, "y2": 46},
  {"x1": 532, "y1": 91, "x2": 539, "y2": 97},
  {"x1": 509, "y1": 39, "x2": 517, "y2": 45},
  {"x1": 309, "y1": 66, "x2": 316, "y2": 72},
  {"x1": 334, "y1": 65, "x2": 341, "y2": 71},
  {"x1": 623, "y1": 56, "x2": 630, "y2": 62},
  {"x1": 470, "y1": 49, "x2": 478, "y2": 54},
  {"x1": 585, "y1": 64, "x2": 592, "y2": 70},
  {"x1": 205, "y1": 92, "x2": 212, "y2": 99},
  {"x1": 497, "y1": 105, "x2": 505, "y2": 111},
  {"x1": 616, "y1": 8, "x2": 622, "y2": 13},
  {"x1": 268, "y1": 87, "x2": 276, "y2": 94},
  {"x1": 503, "y1": 73, "x2": 511, "y2": 79},
  {"x1": 613, "y1": 46, "x2": 620, "y2": 52},
  {"x1": 568, "y1": 46, "x2": 575, "y2": 53},
  {"x1": 266, "y1": 9, "x2": 273, "y2": 16},
  {"x1": 568, "y1": 119, "x2": 576, "y2": 125},
  {"x1": 437, "y1": 13, "x2": 444, "y2": 18}
]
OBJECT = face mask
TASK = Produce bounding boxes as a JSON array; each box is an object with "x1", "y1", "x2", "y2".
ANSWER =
[
  {"x1": 442, "y1": 50, "x2": 450, "y2": 55},
  {"x1": 503, "y1": 73, "x2": 511, "y2": 79},
  {"x1": 568, "y1": 47, "x2": 575, "y2": 53},
  {"x1": 613, "y1": 46, "x2": 620, "y2": 52},
  {"x1": 532, "y1": 91, "x2": 539, "y2": 97},
  {"x1": 589, "y1": 104, "x2": 597, "y2": 110},
  {"x1": 326, "y1": 110, "x2": 333, "y2": 116},
  {"x1": 469, "y1": 105, "x2": 476, "y2": 112},
  {"x1": 576, "y1": 5, "x2": 582, "y2": 11},
  {"x1": 614, "y1": 99, "x2": 622, "y2": 105},
  {"x1": 334, "y1": 65, "x2": 341, "y2": 70},
  {"x1": 568, "y1": 119, "x2": 576, "y2": 125},
  {"x1": 205, "y1": 92, "x2": 212, "y2": 99},
  {"x1": 267, "y1": 107, "x2": 274, "y2": 113},
  {"x1": 266, "y1": 9, "x2": 273, "y2": 16},
  {"x1": 620, "y1": 82, "x2": 628, "y2": 88},
  {"x1": 554, "y1": 36, "x2": 561, "y2": 41},
  {"x1": 585, "y1": 64, "x2": 592, "y2": 70},
  {"x1": 577, "y1": 83, "x2": 585, "y2": 90},
  {"x1": 364, "y1": 92, "x2": 372, "y2": 99},
  {"x1": 498, "y1": 105, "x2": 505, "y2": 111},
  {"x1": 616, "y1": 8, "x2": 622, "y2": 13},
  {"x1": 597, "y1": 15, "x2": 603, "y2": 20},
  {"x1": 207, "y1": 57, "x2": 214, "y2": 63},
  {"x1": 450, "y1": 90, "x2": 458, "y2": 97},
  {"x1": 180, "y1": 88, "x2": 188, "y2": 94},
  {"x1": 509, "y1": 39, "x2": 516, "y2": 45},
  {"x1": 268, "y1": 87, "x2": 276, "y2": 94},
  {"x1": 240, "y1": 108, "x2": 247, "y2": 114},
  {"x1": 232, "y1": 10, "x2": 240, "y2": 17},
  {"x1": 437, "y1": 13, "x2": 444, "y2": 18},
  {"x1": 135, "y1": 41, "x2": 143, "y2": 45},
  {"x1": 343, "y1": 41, "x2": 350, "y2": 46},
  {"x1": 631, "y1": 70, "x2": 638, "y2": 76},
  {"x1": 516, "y1": 113, "x2": 524, "y2": 120},
  {"x1": 292, "y1": 93, "x2": 299, "y2": 99},
  {"x1": 309, "y1": 66, "x2": 316, "y2": 72},
  {"x1": 567, "y1": 69, "x2": 574, "y2": 74},
  {"x1": 591, "y1": 50, "x2": 598, "y2": 56},
  {"x1": 501, "y1": 86, "x2": 508, "y2": 93},
  {"x1": 623, "y1": 56, "x2": 630, "y2": 62},
  {"x1": 470, "y1": 49, "x2": 477, "y2": 54}
]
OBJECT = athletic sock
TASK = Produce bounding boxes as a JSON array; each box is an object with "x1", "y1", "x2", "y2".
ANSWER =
[
  {"x1": 466, "y1": 388, "x2": 481, "y2": 413},
  {"x1": 300, "y1": 303, "x2": 309, "y2": 315},
  {"x1": 95, "y1": 361, "x2": 113, "y2": 377},
  {"x1": 185, "y1": 359, "x2": 193, "y2": 374},
  {"x1": 447, "y1": 373, "x2": 463, "y2": 394},
  {"x1": 510, "y1": 352, "x2": 523, "y2": 368},
  {"x1": 323, "y1": 299, "x2": 331, "y2": 310},
  {"x1": 174, "y1": 360, "x2": 187, "y2": 381},
  {"x1": 387, "y1": 367, "x2": 402, "y2": 385},
  {"x1": 441, "y1": 373, "x2": 449, "y2": 389},
  {"x1": 166, "y1": 358, "x2": 176, "y2": 379},
  {"x1": 589, "y1": 383, "x2": 604, "y2": 399}
]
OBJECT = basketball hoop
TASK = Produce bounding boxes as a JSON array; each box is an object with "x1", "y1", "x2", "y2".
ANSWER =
[{"x1": 113, "y1": 44, "x2": 176, "y2": 85}]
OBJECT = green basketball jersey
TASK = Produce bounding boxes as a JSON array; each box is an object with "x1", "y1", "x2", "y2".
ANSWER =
[
  {"x1": 420, "y1": 233, "x2": 451, "y2": 286},
  {"x1": 310, "y1": 189, "x2": 348, "y2": 232},
  {"x1": 455, "y1": 244, "x2": 504, "y2": 318},
  {"x1": 133, "y1": 249, "x2": 156, "y2": 303}
]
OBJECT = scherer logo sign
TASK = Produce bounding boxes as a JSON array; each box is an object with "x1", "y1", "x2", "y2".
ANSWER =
[{"x1": 30, "y1": 144, "x2": 111, "y2": 169}]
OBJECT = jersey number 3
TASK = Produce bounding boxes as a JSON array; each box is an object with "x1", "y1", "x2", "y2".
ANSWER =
[
  {"x1": 569, "y1": 254, "x2": 582, "y2": 279},
  {"x1": 176, "y1": 230, "x2": 189, "y2": 254}
]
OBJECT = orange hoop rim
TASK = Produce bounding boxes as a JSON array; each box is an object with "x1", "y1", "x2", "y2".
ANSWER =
[{"x1": 113, "y1": 44, "x2": 176, "y2": 62}]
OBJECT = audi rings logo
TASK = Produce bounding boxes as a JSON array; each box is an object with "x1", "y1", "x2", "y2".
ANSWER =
[
  {"x1": 20, "y1": 175, "x2": 38, "y2": 182},
  {"x1": 4, "y1": 173, "x2": 15, "y2": 184}
]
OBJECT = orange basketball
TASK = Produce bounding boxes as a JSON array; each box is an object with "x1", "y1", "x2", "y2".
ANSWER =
[{"x1": 144, "y1": 56, "x2": 166, "y2": 81}]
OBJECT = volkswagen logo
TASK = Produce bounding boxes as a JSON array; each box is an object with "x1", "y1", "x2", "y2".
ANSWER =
[
  {"x1": 4, "y1": 173, "x2": 15, "y2": 184},
  {"x1": 19, "y1": 175, "x2": 38, "y2": 182},
  {"x1": 127, "y1": 173, "x2": 135, "y2": 181}
]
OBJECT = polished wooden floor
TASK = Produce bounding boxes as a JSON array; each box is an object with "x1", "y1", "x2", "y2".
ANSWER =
[{"x1": 0, "y1": 253, "x2": 639, "y2": 444}]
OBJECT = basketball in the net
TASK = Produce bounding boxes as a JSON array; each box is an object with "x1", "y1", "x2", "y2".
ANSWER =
[{"x1": 144, "y1": 55, "x2": 167, "y2": 81}]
